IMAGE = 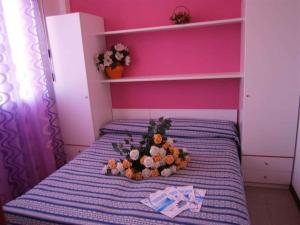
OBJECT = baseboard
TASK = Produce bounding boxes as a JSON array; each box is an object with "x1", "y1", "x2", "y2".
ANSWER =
[
  {"x1": 244, "y1": 182, "x2": 289, "y2": 189},
  {"x1": 289, "y1": 185, "x2": 300, "y2": 210}
]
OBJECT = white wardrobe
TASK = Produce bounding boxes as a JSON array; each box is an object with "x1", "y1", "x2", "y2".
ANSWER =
[
  {"x1": 46, "y1": 13, "x2": 112, "y2": 161},
  {"x1": 240, "y1": 0, "x2": 300, "y2": 185}
]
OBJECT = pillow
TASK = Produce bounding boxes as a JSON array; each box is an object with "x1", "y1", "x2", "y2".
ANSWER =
[{"x1": 100, "y1": 118, "x2": 239, "y2": 144}]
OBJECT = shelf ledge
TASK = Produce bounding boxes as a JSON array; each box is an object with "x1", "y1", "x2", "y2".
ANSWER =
[
  {"x1": 97, "y1": 18, "x2": 243, "y2": 36},
  {"x1": 100, "y1": 73, "x2": 242, "y2": 83}
]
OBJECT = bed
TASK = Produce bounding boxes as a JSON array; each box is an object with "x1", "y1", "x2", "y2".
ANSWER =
[{"x1": 4, "y1": 118, "x2": 250, "y2": 225}]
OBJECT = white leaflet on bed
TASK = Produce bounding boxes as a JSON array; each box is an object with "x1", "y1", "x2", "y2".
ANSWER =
[
  {"x1": 142, "y1": 189, "x2": 188, "y2": 218},
  {"x1": 190, "y1": 189, "x2": 206, "y2": 213}
]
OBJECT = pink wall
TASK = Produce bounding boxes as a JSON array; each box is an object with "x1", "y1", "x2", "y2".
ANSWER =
[
  {"x1": 111, "y1": 80, "x2": 240, "y2": 109},
  {"x1": 70, "y1": 0, "x2": 242, "y2": 109}
]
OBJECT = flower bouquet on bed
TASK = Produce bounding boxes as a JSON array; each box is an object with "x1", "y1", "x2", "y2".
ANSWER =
[{"x1": 102, "y1": 117, "x2": 190, "y2": 180}]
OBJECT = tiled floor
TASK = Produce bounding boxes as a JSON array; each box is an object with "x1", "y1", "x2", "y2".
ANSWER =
[{"x1": 245, "y1": 186, "x2": 300, "y2": 225}]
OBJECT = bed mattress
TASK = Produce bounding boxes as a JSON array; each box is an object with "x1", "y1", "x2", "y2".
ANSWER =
[{"x1": 4, "y1": 118, "x2": 250, "y2": 225}]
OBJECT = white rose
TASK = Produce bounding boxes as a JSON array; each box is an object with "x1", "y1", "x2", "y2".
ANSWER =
[
  {"x1": 101, "y1": 165, "x2": 108, "y2": 174},
  {"x1": 170, "y1": 165, "x2": 177, "y2": 174},
  {"x1": 150, "y1": 146, "x2": 160, "y2": 156},
  {"x1": 115, "y1": 52, "x2": 124, "y2": 61},
  {"x1": 104, "y1": 51, "x2": 113, "y2": 58},
  {"x1": 144, "y1": 156, "x2": 154, "y2": 168},
  {"x1": 159, "y1": 148, "x2": 166, "y2": 158},
  {"x1": 130, "y1": 149, "x2": 139, "y2": 161},
  {"x1": 114, "y1": 43, "x2": 126, "y2": 51},
  {"x1": 99, "y1": 64, "x2": 105, "y2": 71},
  {"x1": 167, "y1": 137, "x2": 174, "y2": 146},
  {"x1": 161, "y1": 168, "x2": 172, "y2": 177},
  {"x1": 125, "y1": 56, "x2": 130, "y2": 66},
  {"x1": 182, "y1": 148, "x2": 188, "y2": 153},
  {"x1": 142, "y1": 168, "x2": 151, "y2": 178},
  {"x1": 104, "y1": 57, "x2": 112, "y2": 67},
  {"x1": 117, "y1": 162, "x2": 124, "y2": 172},
  {"x1": 111, "y1": 168, "x2": 119, "y2": 175}
]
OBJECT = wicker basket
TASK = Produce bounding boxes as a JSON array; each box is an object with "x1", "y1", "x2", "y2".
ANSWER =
[{"x1": 170, "y1": 6, "x2": 191, "y2": 24}]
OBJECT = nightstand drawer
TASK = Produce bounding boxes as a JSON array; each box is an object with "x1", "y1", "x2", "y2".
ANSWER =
[
  {"x1": 242, "y1": 156, "x2": 293, "y2": 172},
  {"x1": 242, "y1": 170, "x2": 292, "y2": 184},
  {"x1": 241, "y1": 156, "x2": 293, "y2": 184}
]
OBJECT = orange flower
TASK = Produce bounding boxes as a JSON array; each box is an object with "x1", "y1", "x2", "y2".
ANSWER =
[
  {"x1": 177, "y1": 160, "x2": 188, "y2": 170},
  {"x1": 153, "y1": 155, "x2": 162, "y2": 162},
  {"x1": 153, "y1": 134, "x2": 162, "y2": 145},
  {"x1": 150, "y1": 169, "x2": 160, "y2": 177},
  {"x1": 140, "y1": 156, "x2": 146, "y2": 165},
  {"x1": 164, "y1": 155, "x2": 175, "y2": 165},
  {"x1": 125, "y1": 168, "x2": 134, "y2": 179},
  {"x1": 175, "y1": 158, "x2": 182, "y2": 165},
  {"x1": 134, "y1": 172, "x2": 143, "y2": 180},
  {"x1": 172, "y1": 148, "x2": 180, "y2": 159},
  {"x1": 162, "y1": 143, "x2": 170, "y2": 150},
  {"x1": 122, "y1": 159, "x2": 132, "y2": 169},
  {"x1": 108, "y1": 159, "x2": 117, "y2": 169},
  {"x1": 169, "y1": 146, "x2": 178, "y2": 154}
]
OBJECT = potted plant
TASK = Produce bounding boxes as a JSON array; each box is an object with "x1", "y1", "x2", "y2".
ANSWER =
[{"x1": 96, "y1": 43, "x2": 130, "y2": 79}]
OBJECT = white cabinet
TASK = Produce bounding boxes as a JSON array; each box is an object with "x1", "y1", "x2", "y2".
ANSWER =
[
  {"x1": 64, "y1": 145, "x2": 87, "y2": 161},
  {"x1": 292, "y1": 102, "x2": 300, "y2": 196},
  {"x1": 46, "y1": 13, "x2": 112, "y2": 160},
  {"x1": 242, "y1": 156, "x2": 293, "y2": 184},
  {"x1": 240, "y1": 0, "x2": 300, "y2": 184}
]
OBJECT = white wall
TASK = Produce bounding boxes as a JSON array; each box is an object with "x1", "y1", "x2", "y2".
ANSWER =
[
  {"x1": 291, "y1": 0, "x2": 300, "y2": 197},
  {"x1": 293, "y1": 106, "x2": 300, "y2": 197},
  {"x1": 39, "y1": 0, "x2": 70, "y2": 17}
]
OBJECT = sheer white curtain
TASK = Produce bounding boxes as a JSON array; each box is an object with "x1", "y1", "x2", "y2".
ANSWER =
[{"x1": 0, "y1": 0, "x2": 65, "y2": 204}]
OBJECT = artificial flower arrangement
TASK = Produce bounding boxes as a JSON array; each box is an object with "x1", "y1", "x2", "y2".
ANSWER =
[
  {"x1": 95, "y1": 43, "x2": 130, "y2": 79},
  {"x1": 170, "y1": 6, "x2": 191, "y2": 24},
  {"x1": 102, "y1": 118, "x2": 190, "y2": 180}
]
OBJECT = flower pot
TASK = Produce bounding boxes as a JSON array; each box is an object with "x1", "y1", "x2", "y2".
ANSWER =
[{"x1": 105, "y1": 65, "x2": 124, "y2": 79}]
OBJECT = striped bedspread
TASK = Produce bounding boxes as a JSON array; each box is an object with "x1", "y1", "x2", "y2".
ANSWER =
[{"x1": 4, "y1": 118, "x2": 250, "y2": 225}]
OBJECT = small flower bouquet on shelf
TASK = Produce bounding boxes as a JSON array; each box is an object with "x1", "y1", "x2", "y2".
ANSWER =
[
  {"x1": 95, "y1": 43, "x2": 130, "y2": 79},
  {"x1": 170, "y1": 6, "x2": 191, "y2": 24},
  {"x1": 102, "y1": 118, "x2": 190, "y2": 180}
]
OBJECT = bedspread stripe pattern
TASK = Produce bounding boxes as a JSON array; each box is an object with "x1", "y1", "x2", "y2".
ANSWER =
[{"x1": 4, "y1": 119, "x2": 249, "y2": 225}]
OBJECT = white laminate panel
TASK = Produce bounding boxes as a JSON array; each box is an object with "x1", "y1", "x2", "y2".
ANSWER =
[
  {"x1": 242, "y1": 156, "x2": 293, "y2": 173},
  {"x1": 292, "y1": 98, "x2": 300, "y2": 197},
  {"x1": 64, "y1": 145, "x2": 88, "y2": 162},
  {"x1": 112, "y1": 109, "x2": 237, "y2": 122},
  {"x1": 47, "y1": 14, "x2": 95, "y2": 146},
  {"x1": 241, "y1": 0, "x2": 300, "y2": 157},
  {"x1": 80, "y1": 13, "x2": 113, "y2": 137},
  {"x1": 242, "y1": 169, "x2": 292, "y2": 185}
]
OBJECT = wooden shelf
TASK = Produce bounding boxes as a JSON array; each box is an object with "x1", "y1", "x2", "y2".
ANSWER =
[
  {"x1": 100, "y1": 73, "x2": 242, "y2": 83},
  {"x1": 97, "y1": 18, "x2": 243, "y2": 36}
]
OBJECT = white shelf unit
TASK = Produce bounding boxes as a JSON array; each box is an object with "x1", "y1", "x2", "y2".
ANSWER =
[
  {"x1": 100, "y1": 73, "x2": 242, "y2": 83},
  {"x1": 46, "y1": 13, "x2": 113, "y2": 161},
  {"x1": 97, "y1": 18, "x2": 243, "y2": 36}
]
